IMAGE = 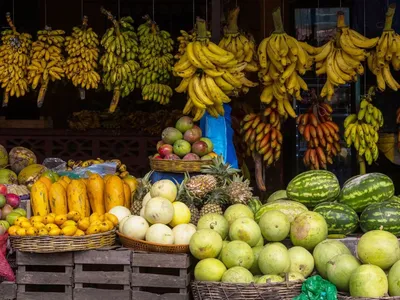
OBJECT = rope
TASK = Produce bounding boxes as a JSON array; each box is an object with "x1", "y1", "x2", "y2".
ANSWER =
[
  {"x1": 205, "y1": 0, "x2": 208, "y2": 23},
  {"x1": 45, "y1": 0, "x2": 47, "y2": 26},
  {"x1": 117, "y1": 0, "x2": 120, "y2": 19},
  {"x1": 193, "y1": 0, "x2": 195, "y2": 27},
  {"x1": 12, "y1": 0, "x2": 14, "y2": 24},
  {"x1": 153, "y1": 0, "x2": 155, "y2": 22},
  {"x1": 81, "y1": 0, "x2": 84, "y2": 21}
]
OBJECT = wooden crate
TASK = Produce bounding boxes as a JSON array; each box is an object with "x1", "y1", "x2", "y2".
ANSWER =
[
  {"x1": 73, "y1": 248, "x2": 131, "y2": 300},
  {"x1": 16, "y1": 251, "x2": 73, "y2": 300},
  {"x1": 0, "y1": 281, "x2": 16, "y2": 300},
  {"x1": 131, "y1": 251, "x2": 194, "y2": 300}
]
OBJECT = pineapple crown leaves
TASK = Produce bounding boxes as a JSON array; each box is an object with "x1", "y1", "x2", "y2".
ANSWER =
[
  {"x1": 175, "y1": 173, "x2": 202, "y2": 206},
  {"x1": 203, "y1": 187, "x2": 230, "y2": 206},
  {"x1": 200, "y1": 155, "x2": 241, "y2": 186}
]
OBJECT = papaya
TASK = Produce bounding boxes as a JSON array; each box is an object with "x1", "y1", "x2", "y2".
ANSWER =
[
  {"x1": 123, "y1": 182, "x2": 131, "y2": 209},
  {"x1": 49, "y1": 182, "x2": 68, "y2": 215},
  {"x1": 103, "y1": 174, "x2": 112, "y2": 183},
  {"x1": 67, "y1": 180, "x2": 89, "y2": 218},
  {"x1": 87, "y1": 174, "x2": 105, "y2": 215},
  {"x1": 123, "y1": 176, "x2": 138, "y2": 201},
  {"x1": 58, "y1": 180, "x2": 68, "y2": 190},
  {"x1": 105, "y1": 175, "x2": 125, "y2": 212},
  {"x1": 60, "y1": 176, "x2": 71, "y2": 184},
  {"x1": 31, "y1": 181, "x2": 50, "y2": 216},
  {"x1": 80, "y1": 179, "x2": 91, "y2": 217},
  {"x1": 38, "y1": 176, "x2": 52, "y2": 192}
]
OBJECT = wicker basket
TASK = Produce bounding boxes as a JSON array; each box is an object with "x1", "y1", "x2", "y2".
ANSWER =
[
  {"x1": 149, "y1": 156, "x2": 212, "y2": 173},
  {"x1": 338, "y1": 293, "x2": 400, "y2": 300},
  {"x1": 117, "y1": 231, "x2": 189, "y2": 253},
  {"x1": 191, "y1": 280, "x2": 302, "y2": 300},
  {"x1": 9, "y1": 229, "x2": 116, "y2": 253}
]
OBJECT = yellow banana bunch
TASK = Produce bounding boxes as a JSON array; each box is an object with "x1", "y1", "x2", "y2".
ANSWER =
[
  {"x1": 367, "y1": 4, "x2": 400, "y2": 91},
  {"x1": 136, "y1": 16, "x2": 174, "y2": 104},
  {"x1": 175, "y1": 29, "x2": 211, "y2": 60},
  {"x1": 240, "y1": 109, "x2": 283, "y2": 166},
  {"x1": 27, "y1": 26, "x2": 65, "y2": 107},
  {"x1": 343, "y1": 87, "x2": 382, "y2": 165},
  {"x1": 175, "y1": 18, "x2": 257, "y2": 120},
  {"x1": 65, "y1": 16, "x2": 100, "y2": 99},
  {"x1": 310, "y1": 12, "x2": 377, "y2": 100},
  {"x1": 218, "y1": 7, "x2": 259, "y2": 77},
  {"x1": 0, "y1": 13, "x2": 32, "y2": 106},
  {"x1": 257, "y1": 8, "x2": 312, "y2": 118},
  {"x1": 100, "y1": 8, "x2": 140, "y2": 112}
]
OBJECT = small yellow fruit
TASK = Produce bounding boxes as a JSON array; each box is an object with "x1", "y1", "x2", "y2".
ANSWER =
[
  {"x1": 99, "y1": 222, "x2": 110, "y2": 232},
  {"x1": 48, "y1": 213, "x2": 56, "y2": 218},
  {"x1": 16, "y1": 228, "x2": 27, "y2": 236},
  {"x1": 61, "y1": 225, "x2": 78, "y2": 236},
  {"x1": 54, "y1": 214, "x2": 68, "y2": 226},
  {"x1": 86, "y1": 226, "x2": 100, "y2": 235},
  {"x1": 33, "y1": 222, "x2": 45, "y2": 229},
  {"x1": 8, "y1": 225, "x2": 20, "y2": 236},
  {"x1": 43, "y1": 215, "x2": 55, "y2": 225},
  {"x1": 61, "y1": 220, "x2": 77, "y2": 228},
  {"x1": 45, "y1": 223, "x2": 59, "y2": 232},
  {"x1": 60, "y1": 176, "x2": 71, "y2": 184},
  {"x1": 38, "y1": 228, "x2": 49, "y2": 236},
  {"x1": 26, "y1": 227, "x2": 38, "y2": 236},
  {"x1": 30, "y1": 216, "x2": 44, "y2": 224},
  {"x1": 99, "y1": 214, "x2": 105, "y2": 221},
  {"x1": 74, "y1": 229, "x2": 85, "y2": 236},
  {"x1": 77, "y1": 217, "x2": 90, "y2": 231},
  {"x1": 90, "y1": 220, "x2": 102, "y2": 227},
  {"x1": 67, "y1": 211, "x2": 81, "y2": 222},
  {"x1": 48, "y1": 228, "x2": 61, "y2": 236},
  {"x1": 105, "y1": 213, "x2": 119, "y2": 226},
  {"x1": 20, "y1": 221, "x2": 32, "y2": 229},
  {"x1": 169, "y1": 201, "x2": 191, "y2": 228},
  {"x1": 89, "y1": 213, "x2": 100, "y2": 223},
  {"x1": 104, "y1": 220, "x2": 114, "y2": 230},
  {"x1": 15, "y1": 217, "x2": 29, "y2": 226}
]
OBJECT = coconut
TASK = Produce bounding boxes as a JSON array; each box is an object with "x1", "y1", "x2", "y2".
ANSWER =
[
  {"x1": 18, "y1": 164, "x2": 47, "y2": 190},
  {"x1": 9, "y1": 147, "x2": 37, "y2": 174}
]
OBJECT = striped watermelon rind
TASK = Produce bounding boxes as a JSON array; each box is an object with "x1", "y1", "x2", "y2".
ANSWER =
[
  {"x1": 338, "y1": 172, "x2": 395, "y2": 213},
  {"x1": 254, "y1": 200, "x2": 308, "y2": 223},
  {"x1": 360, "y1": 200, "x2": 400, "y2": 235},
  {"x1": 313, "y1": 202, "x2": 359, "y2": 235},
  {"x1": 286, "y1": 170, "x2": 340, "y2": 208}
]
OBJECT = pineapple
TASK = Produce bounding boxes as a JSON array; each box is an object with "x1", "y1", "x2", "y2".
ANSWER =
[
  {"x1": 185, "y1": 174, "x2": 217, "y2": 199},
  {"x1": 130, "y1": 171, "x2": 153, "y2": 215},
  {"x1": 176, "y1": 179, "x2": 201, "y2": 225},
  {"x1": 200, "y1": 156, "x2": 240, "y2": 186},
  {"x1": 199, "y1": 188, "x2": 230, "y2": 216},
  {"x1": 225, "y1": 174, "x2": 253, "y2": 205}
]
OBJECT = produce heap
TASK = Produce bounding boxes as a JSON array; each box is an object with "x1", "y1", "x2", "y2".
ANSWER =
[
  {"x1": 64, "y1": 16, "x2": 101, "y2": 99},
  {"x1": 137, "y1": 16, "x2": 174, "y2": 105},
  {"x1": 64, "y1": 158, "x2": 130, "y2": 177},
  {"x1": 100, "y1": 7, "x2": 140, "y2": 113},
  {"x1": 27, "y1": 27, "x2": 65, "y2": 107},
  {"x1": 0, "y1": 13, "x2": 32, "y2": 107}
]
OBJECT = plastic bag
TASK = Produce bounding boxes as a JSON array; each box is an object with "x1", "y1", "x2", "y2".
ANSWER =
[
  {"x1": 294, "y1": 275, "x2": 337, "y2": 300},
  {"x1": 0, "y1": 234, "x2": 15, "y2": 282},
  {"x1": 58, "y1": 162, "x2": 118, "y2": 179},
  {"x1": 200, "y1": 104, "x2": 238, "y2": 168},
  {"x1": 42, "y1": 158, "x2": 67, "y2": 172}
]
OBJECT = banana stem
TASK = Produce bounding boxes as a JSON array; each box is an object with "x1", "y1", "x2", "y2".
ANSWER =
[
  {"x1": 101, "y1": 7, "x2": 120, "y2": 36},
  {"x1": 272, "y1": 7, "x2": 284, "y2": 33},
  {"x1": 5, "y1": 13, "x2": 16, "y2": 33},
  {"x1": 196, "y1": 17, "x2": 208, "y2": 40},
  {"x1": 109, "y1": 88, "x2": 121, "y2": 113},
  {"x1": 82, "y1": 15, "x2": 88, "y2": 29},
  {"x1": 37, "y1": 78, "x2": 49, "y2": 108},
  {"x1": 358, "y1": 155, "x2": 366, "y2": 175},
  {"x1": 253, "y1": 152, "x2": 267, "y2": 192},
  {"x1": 384, "y1": 3, "x2": 396, "y2": 30},
  {"x1": 226, "y1": 7, "x2": 240, "y2": 34},
  {"x1": 336, "y1": 11, "x2": 346, "y2": 28},
  {"x1": 2, "y1": 91, "x2": 9, "y2": 107}
]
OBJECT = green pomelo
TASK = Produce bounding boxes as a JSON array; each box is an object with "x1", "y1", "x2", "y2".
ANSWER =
[
  {"x1": 189, "y1": 229, "x2": 223, "y2": 260},
  {"x1": 259, "y1": 210, "x2": 290, "y2": 242},
  {"x1": 258, "y1": 242, "x2": 290, "y2": 276},
  {"x1": 327, "y1": 254, "x2": 361, "y2": 292},
  {"x1": 249, "y1": 246, "x2": 264, "y2": 276},
  {"x1": 229, "y1": 217, "x2": 261, "y2": 247},
  {"x1": 194, "y1": 258, "x2": 227, "y2": 282},
  {"x1": 220, "y1": 240, "x2": 254, "y2": 269},
  {"x1": 349, "y1": 265, "x2": 388, "y2": 298},
  {"x1": 221, "y1": 266, "x2": 254, "y2": 284},
  {"x1": 288, "y1": 246, "x2": 314, "y2": 278},
  {"x1": 224, "y1": 204, "x2": 254, "y2": 226},
  {"x1": 197, "y1": 213, "x2": 229, "y2": 240}
]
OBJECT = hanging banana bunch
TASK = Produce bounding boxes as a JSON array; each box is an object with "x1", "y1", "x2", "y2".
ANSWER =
[
  {"x1": 100, "y1": 7, "x2": 140, "y2": 113},
  {"x1": 175, "y1": 28, "x2": 211, "y2": 60},
  {"x1": 368, "y1": 4, "x2": 400, "y2": 91},
  {"x1": 27, "y1": 26, "x2": 65, "y2": 107},
  {"x1": 307, "y1": 12, "x2": 378, "y2": 100},
  {"x1": 0, "y1": 13, "x2": 32, "y2": 107},
  {"x1": 257, "y1": 7, "x2": 313, "y2": 119},
  {"x1": 136, "y1": 15, "x2": 174, "y2": 105},
  {"x1": 218, "y1": 7, "x2": 259, "y2": 95},
  {"x1": 174, "y1": 17, "x2": 256, "y2": 121},
  {"x1": 65, "y1": 16, "x2": 101, "y2": 99},
  {"x1": 343, "y1": 87, "x2": 382, "y2": 166}
]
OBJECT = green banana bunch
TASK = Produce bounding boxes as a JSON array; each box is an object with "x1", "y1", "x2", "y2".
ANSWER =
[
  {"x1": 142, "y1": 83, "x2": 173, "y2": 105},
  {"x1": 100, "y1": 8, "x2": 140, "y2": 112}
]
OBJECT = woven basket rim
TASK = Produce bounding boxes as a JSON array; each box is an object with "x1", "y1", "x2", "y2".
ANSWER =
[
  {"x1": 9, "y1": 229, "x2": 116, "y2": 240},
  {"x1": 191, "y1": 279, "x2": 303, "y2": 287},
  {"x1": 148, "y1": 156, "x2": 212, "y2": 163},
  {"x1": 117, "y1": 230, "x2": 189, "y2": 247}
]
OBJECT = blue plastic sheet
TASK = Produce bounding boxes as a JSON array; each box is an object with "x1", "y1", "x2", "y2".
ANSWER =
[{"x1": 200, "y1": 104, "x2": 238, "y2": 168}]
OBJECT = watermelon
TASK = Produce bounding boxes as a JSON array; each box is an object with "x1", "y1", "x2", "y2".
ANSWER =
[
  {"x1": 287, "y1": 170, "x2": 340, "y2": 208},
  {"x1": 248, "y1": 197, "x2": 262, "y2": 214},
  {"x1": 267, "y1": 190, "x2": 287, "y2": 202},
  {"x1": 313, "y1": 202, "x2": 359, "y2": 235},
  {"x1": 360, "y1": 200, "x2": 400, "y2": 235},
  {"x1": 255, "y1": 200, "x2": 308, "y2": 223},
  {"x1": 339, "y1": 173, "x2": 394, "y2": 213}
]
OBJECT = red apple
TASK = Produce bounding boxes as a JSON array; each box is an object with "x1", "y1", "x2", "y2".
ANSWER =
[
  {"x1": 156, "y1": 140, "x2": 165, "y2": 151},
  {"x1": 0, "y1": 184, "x2": 7, "y2": 196},
  {"x1": 158, "y1": 144, "x2": 173, "y2": 158}
]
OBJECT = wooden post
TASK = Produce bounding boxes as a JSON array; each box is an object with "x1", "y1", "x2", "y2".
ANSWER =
[{"x1": 211, "y1": 0, "x2": 221, "y2": 43}]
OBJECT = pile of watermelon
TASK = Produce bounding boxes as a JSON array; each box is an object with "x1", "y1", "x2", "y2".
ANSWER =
[{"x1": 253, "y1": 170, "x2": 398, "y2": 237}]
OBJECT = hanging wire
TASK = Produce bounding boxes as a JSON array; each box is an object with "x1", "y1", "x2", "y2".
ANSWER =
[
  {"x1": 363, "y1": 0, "x2": 367, "y2": 94},
  {"x1": 81, "y1": 0, "x2": 84, "y2": 20},
  {"x1": 205, "y1": 0, "x2": 208, "y2": 23},
  {"x1": 117, "y1": 0, "x2": 121, "y2": 19},
  {"x1": 340, "y1": 0, "x2": 342, "y2": 8},
  {"x1": 153, "y1": 0, "x2": 155, "y2": 22},
  {"x1": 236, "y1": 0, "x2": 238, "y2": 7},
  {"x1": 282, "y1": 0, "x2": 285, "y2": 25},
  {"x1": 12, "y1": 0, "x2": 14, "y2": 24},
  {"x1": 263, "y1": 0, "x2": 266, "y2": 37},
  {"x1": 44, "y1": 0, "x2": 47, "y2": 26}
]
